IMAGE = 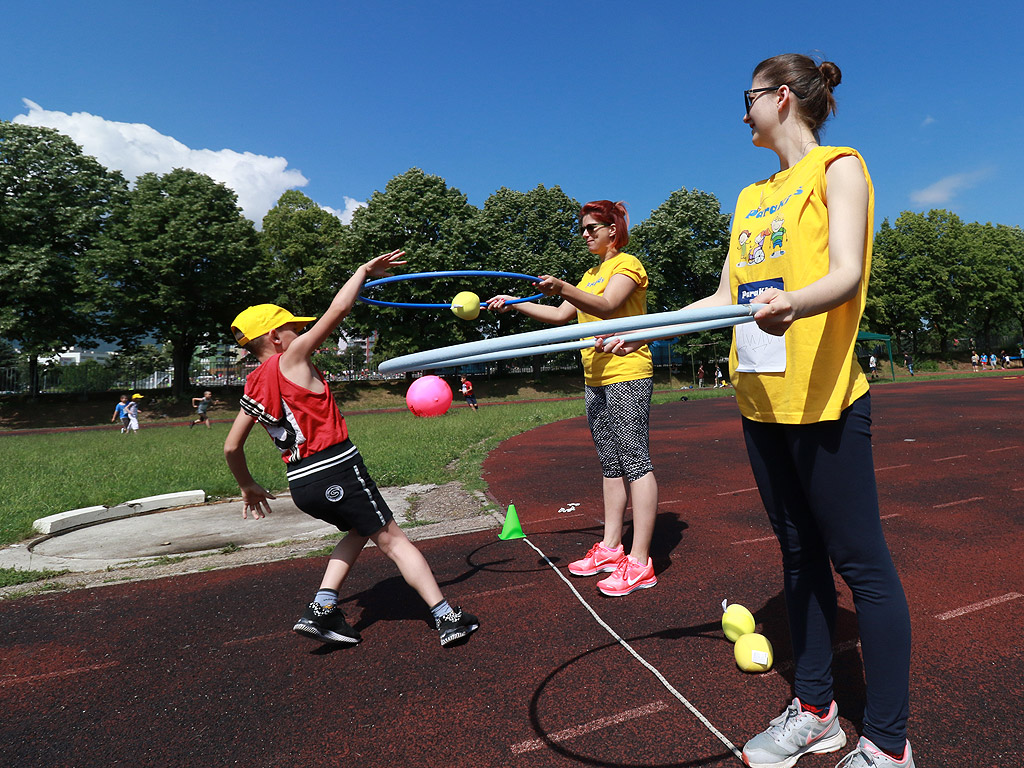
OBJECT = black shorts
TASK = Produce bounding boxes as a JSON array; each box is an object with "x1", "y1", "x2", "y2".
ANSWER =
[
  {"x1": 286, "y1": 441, "x2": 394, "y2": 536},
  {"x1": 196, "y1": 412, "x2": 208, "y2": 422}
]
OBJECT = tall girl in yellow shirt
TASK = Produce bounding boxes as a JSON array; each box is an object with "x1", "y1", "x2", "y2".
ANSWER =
[
  {"x1": 605, "y1": 55, "x2": 914, "y2": 767},
  {"x1": 487, "y1": 200, "x2": 660, "y2": 597}
]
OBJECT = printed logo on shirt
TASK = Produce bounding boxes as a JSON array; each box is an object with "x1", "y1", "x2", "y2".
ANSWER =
[
  {"x1": 738, "y1": 278, "x2": 784, "y2": 305},
  {"x1": 743, "y1": 186, "x2": 804, "y2": 219},
  {"x1": 584, "y1": 276, "x2": 606, "y2": 289},
  {"x1": 325, "y1": 485, "x2": 344, "y2": 503}
]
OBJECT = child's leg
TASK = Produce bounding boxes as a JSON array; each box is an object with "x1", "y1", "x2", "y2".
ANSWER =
[
  {"x1": 318, "y1": 532, "x2": 369, "y2": 591},
  {"x1": 369, "y1": 520, "x2": 443, "y2": 607}
]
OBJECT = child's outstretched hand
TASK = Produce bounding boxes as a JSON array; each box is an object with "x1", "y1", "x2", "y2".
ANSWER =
[
  {"x1": 364, "y1": 249, "x2": 407, "y2": 278},
  {"x1": 240, "y1": 483, "x2": 276, "y2": 520}
]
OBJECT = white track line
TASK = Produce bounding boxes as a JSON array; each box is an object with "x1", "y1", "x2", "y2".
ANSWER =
[
  {"x1": 934, "y1": 593, "x2": 1023, "y2": 621},
  {"x1": 876, "y1": 464, "x2": 910, "y2": 472},
  {"x1": 933, "y1": 454, "x2": 967, "y2": 462},
  {"x1": 716, "y1": 486, "x2": 759, "y2": 496},
  {"x1": 731, "y1": 535, "x2": 775, "y2": 545},
  {"x1": 932, "y1": 496, "x2": 984, "y2": 509},
  {"x1": 511, "y1": 701, "x2": 670, "y2": 754},
  {"x1": 986, "y1": 446, "x2": 1015, "y2": 453},
  {"x1": 0, "y1": 660, "x2": 120, "y2": 686},
  {"x1": 519, "y1": 536, "x2": 744, "y2": 762}
]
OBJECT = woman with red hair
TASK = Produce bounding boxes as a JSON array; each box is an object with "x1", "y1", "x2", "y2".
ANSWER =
[{"x1": 487, "y1": 200, "x2": 660, "y2": 597}]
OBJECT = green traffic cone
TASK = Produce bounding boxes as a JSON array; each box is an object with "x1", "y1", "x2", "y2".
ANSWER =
[{"x1": 498, "y1": 503, "x2": 525, "y2": 540}]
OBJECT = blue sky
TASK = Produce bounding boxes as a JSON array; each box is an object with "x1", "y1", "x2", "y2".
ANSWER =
[{"x1": 5, "y1": 1, "x2": 1023, "y2": 233}]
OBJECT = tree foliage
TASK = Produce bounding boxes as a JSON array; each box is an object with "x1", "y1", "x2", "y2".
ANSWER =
[
  {"x1": 0, "y1": 121, "x2": 128, "y2": 391},
  {"x1": 90, "y1": 168, "x2": 263, "y2": 396},
  {"x1": 260, "y1": 190, "x2": 344, "y2": 314},
  {"x1": 326, "y1": 168, "x2": 483, "y2": 362}
]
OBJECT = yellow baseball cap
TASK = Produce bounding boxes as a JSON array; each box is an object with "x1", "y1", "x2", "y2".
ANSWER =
[
  {"x1": 131, "y1": 393, "x2": 144, "y2": 399},
  {"x1": 230, "y1": 304, "x2": 316, "y2": 346}
]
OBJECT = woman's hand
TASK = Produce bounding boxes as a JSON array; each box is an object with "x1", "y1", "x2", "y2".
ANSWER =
[
  {"x1": 594, "y1": 334, "x2": 644, "y2": 356},
  {"x1": 485, "y1": 294, "x2": 518, "y2": 313},
  {"x1": 534, "y1": 275, "x2": 566, "y2": 297},
  {"x1": 752, "y1": 288, "x2": 799, "y2": 336}
]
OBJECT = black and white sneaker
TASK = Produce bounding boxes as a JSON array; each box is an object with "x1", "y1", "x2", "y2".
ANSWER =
[
  {"x1": 435, "y1": 606, "x2": 479, "y2": 647},
  {"x1": 292, "y1": 602, "x2": 362, "y2": 644}
]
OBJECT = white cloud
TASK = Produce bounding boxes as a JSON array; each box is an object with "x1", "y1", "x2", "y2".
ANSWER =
[
  {"x1": 13, "y1": 99, "x2": 310, "y2": 224},
  {"x1": 921, "y1": 115, "x2": 935, "y2": 127},
  {"x1": 322, "y1": 197, "x2": 368, "y2": 225},
  {"x1": 909, "y1": 168, "x2": 992, "y2": 206}
]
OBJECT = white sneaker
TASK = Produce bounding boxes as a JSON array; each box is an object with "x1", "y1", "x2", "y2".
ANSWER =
[
  {"x1": 742, "y1": 698, "x2": 847, "y2": 768},
  {"x1": 835, "y1": 737, "x2": 914, "y2": 767}
]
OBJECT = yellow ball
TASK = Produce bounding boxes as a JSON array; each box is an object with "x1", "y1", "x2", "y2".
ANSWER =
[
  {"x1": 734, "y1": 633, "x2": 774, "y2": 673},
  {"x1": 722, "y1": 603, "x2": 756, "y2": 642},
  {"x1": 451, "y1": 291, "x2": 481, "y2": 321}
]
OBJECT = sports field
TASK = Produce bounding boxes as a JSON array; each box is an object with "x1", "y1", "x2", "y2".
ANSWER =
[{"x1": 0, "y1": 375, "x2": 1021, "y2": 767}]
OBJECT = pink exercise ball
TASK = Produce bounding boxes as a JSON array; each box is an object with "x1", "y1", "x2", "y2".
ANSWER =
[{"x1": 406, "y1": 375, "x2": 453, "y2": 418}]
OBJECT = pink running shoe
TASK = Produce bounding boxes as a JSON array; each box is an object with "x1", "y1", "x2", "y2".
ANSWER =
[
  {"x1": 597, "y1": 556, "x2": 657, "y2": 596},
  {"x1": 568, "y1": 542, "x2": 625, "y2": 576}
]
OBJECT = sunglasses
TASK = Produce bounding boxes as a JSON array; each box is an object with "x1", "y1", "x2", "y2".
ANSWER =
[
  {"x1": 744, "y1": 85, "x2": 804, "y2": 115},
  {"x1": 581, "y1": 223, "x2": 610, "y2": 236}
]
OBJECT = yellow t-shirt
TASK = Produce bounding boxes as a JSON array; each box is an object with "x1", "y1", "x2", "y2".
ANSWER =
[
  {"x1": 576, "y1": 252, "x2": 653, "y2": 386},
  {"x1": 727, "y1": 146, "x2": 873, "y2": 424}
]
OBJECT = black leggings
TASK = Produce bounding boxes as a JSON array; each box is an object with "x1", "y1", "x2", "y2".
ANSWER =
[{"x1": 742, "y1": 394, "x2": 911, "y2": 753}]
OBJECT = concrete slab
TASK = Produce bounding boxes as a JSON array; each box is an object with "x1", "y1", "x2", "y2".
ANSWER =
[{"x1": 1, "y1": 484, "x2": 496, "y2": 574}]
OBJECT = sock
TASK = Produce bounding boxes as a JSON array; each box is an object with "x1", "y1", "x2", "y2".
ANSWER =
[
  {"x1": 878, "y1": 743, "x2": 906, "y2": 762},
  {"x1": 801, "y1": 701, "x2": 831, "y2": 719},
  {"x1": 430, "y1": 599, "x2": 453, "y2": 621},
  {"x1": 314, "y1": 588, "x2": 339, "y2": 607}
]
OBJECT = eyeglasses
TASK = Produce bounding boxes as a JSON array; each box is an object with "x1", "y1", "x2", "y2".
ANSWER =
[
  {"x1": 581, "y1": 223, "x2": 610, "y2": 236},
  {"x1": 744, "y1": 85, "x2": 804, "y2": 115}
]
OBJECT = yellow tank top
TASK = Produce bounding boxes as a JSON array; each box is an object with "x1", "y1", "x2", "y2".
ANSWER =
[
  {"x1": 576, "y1": 252, "x2": 653, "y2": 386},
  {"x1": 727, "y1": 146, "x2": 873, "y2": 423}
]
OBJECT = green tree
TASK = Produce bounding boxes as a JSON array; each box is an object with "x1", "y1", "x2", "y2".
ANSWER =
[
  {"x1": 260, "y1": 190, "x2": 345, "y2": 313},
  {"x1": 90, "y1": 168, "x2": 263, "y2": 396},
  {"x1": 327, "y1": 168, "x2": 481, "y2": 362},
  {"x1": 628, "y1": 187, "x2": 732, "y2": 367},
  {"x1": 865, "y1": 210, "x2": 971, "y2": 353},
  {"x1": 0, "y1": 122, "x2": 128, "y2": 393},
  {"x1": 470, "y1": 185, "x2": 593, "y2": 371},
  {"x1": 963, "y1": 222, "x2": 1023, "y2": 350}
]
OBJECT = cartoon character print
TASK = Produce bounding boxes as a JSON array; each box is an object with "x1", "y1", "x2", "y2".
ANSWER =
[
  {"x1": 736, "y1": 230, "x2": 751, "y2": 267},
  {"x1": 769, "y1": 215, "x2": 786, "y2": 258},
  {"x1": 737, "y1": 229, "x2": 765, "y2": 267}
]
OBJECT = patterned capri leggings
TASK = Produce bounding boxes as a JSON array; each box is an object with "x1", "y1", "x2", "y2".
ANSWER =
[{"x1": 584, "y1": 377, "x2": 655, "y2": 483}]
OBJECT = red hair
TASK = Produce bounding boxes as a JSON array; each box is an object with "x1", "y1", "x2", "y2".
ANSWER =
[{"x1": 580, "y1": 200, "x2": 630, "y2": 249}]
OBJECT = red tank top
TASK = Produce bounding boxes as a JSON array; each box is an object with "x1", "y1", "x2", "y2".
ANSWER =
[{"x1": 240, "y1": 353, "x2": 348, "y2": 464}]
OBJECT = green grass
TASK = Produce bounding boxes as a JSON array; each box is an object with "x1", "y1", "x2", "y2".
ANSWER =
[
  {"x1": 0, "y1": 384, "x2": 745, "y2": 551},
  {"x1": 0, "y1": 396, "x2": 592, "y2": 548},
  {"x1": 0, "y1": 566, "x2": 69, "y2": 588}
]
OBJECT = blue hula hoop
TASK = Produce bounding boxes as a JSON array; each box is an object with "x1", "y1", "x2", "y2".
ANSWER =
[
  {"x1": 358, "y1": 270, "x2": 545, "y2": 308},
  {"x1": 377, "y1": 304, "x2": 766, "y2": 374}
]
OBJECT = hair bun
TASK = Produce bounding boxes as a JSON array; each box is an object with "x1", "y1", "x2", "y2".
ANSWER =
[{"x1": 819, "y1": 61, "x2": 842, "y2": 90}]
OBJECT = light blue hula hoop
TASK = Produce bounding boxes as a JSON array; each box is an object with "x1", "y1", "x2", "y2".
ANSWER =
[
  {"x1": 358, "y1": 270, "x2": 545, "y2": 308},
  {"x1": 377, "y1": 304, "x2": 766, "y2": 374}
]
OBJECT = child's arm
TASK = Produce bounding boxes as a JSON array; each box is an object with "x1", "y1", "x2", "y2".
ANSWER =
[
  {"x1": 191, "y1": 397, "x2": 202, "y2": 407},
  {"x1": 224, "y1": 410, "x2": 276, "y2": 519},
  {"x1": 285, "y1": 250, "x2": 406, "y2": 363}
]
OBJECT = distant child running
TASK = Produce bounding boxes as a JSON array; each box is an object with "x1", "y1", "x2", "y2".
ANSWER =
[
  {"x1": 112, "y1": 394, "x2": 130, "y2": 433},
  {"x1": 190, "y1": 391, "x2": 215, "y2": 429},
  {"x1": 223, "y1": 250, "x2": 479, "y2": 648},
  {"x1": 459, "y1": 375, "x2": 478, "y2": 410},
  {"x1": 125, "y1": 394, "x2": 143, "y2": 433}
]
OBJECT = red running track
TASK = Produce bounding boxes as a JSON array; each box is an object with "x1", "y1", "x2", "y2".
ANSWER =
[{"x1": 1, "y1": 376, "x2": 1022, "y2": 767}]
